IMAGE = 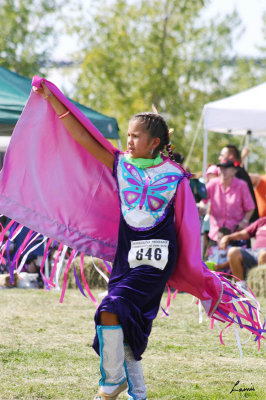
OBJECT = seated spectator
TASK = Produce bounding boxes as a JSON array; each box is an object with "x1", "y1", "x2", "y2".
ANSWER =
[
  {"x1": 12, "y1": 226, "x2": 45, "y2": 287},
  {"x1": 208, "y1": 227, "x2": 232, "y2": 273},
  {"x1": 219, "y1": 217, "x2": 266, "y2": 289},
  {"x1": 205, "y1": 160, "x2": 255, "y2": 244}
]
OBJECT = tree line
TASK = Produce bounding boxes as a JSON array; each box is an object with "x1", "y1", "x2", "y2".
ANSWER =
[{"x1": 1, "y1": 0, "x2": 266, "y2": 172}]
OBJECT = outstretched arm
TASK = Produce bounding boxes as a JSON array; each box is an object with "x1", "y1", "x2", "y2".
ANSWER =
[
  {"x1": 33, "y1": 82, "x2": 115, "y2": 170},
  {"x1": 240, "y1": 146, "x2": 249, "y2": 167},
  {"x1": 249, "y1": 173, "x2": 261, "y2": 188}
]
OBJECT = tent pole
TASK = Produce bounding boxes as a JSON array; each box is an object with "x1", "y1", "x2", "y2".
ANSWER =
[
  {"x1": 203, "y1": 128, "x2": 208, "y2": 181},
  {"x1": 117, "y1": 139, "x2": 122, "y2": 150},
  {"x1": 184, "y1": 110, "x2": 204, "y2": 169},
  {"x1": 244, "y1": 130, "x2": 251, "y2": 170}
]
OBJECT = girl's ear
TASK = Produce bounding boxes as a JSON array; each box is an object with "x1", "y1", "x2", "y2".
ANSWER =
[{"x1": 153, "y1": 137, "x2": 161, "y2": 149}]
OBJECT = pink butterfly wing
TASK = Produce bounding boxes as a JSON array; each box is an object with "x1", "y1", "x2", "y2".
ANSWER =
[
  {"x1": 123, "y1": 190, "x2": 141, "y2": 205},
  {"x1": 147, "y1": 195, "x2": 166, "y2": 211}
]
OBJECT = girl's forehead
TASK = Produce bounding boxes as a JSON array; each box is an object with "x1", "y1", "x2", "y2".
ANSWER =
[{"x1": 128, "y1": 119, "x2": 148, "y2": 133}]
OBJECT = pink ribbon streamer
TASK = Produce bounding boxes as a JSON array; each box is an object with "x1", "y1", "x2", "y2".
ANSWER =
[
  {"x1": 39, "y1": 238, "x2": 53, "y2": 287},
  {"x1": 79, "y1": 252, "x2": 98, "y2": 307},
  {"x1": 0, "y1": 219, "x2": 15, "y2": 245},
  {"x1": 97, "y1": 261, "x2": 111, "y2": 275},
  {"x1": 59, "y1": 249, "x2": 77, "y2": 303},
  {"x1": 160, "y1": 284, "x2": 171, "y2": 318},
  {"x1": 14, "y1": 229, "x2": 34, "y2": 271}
]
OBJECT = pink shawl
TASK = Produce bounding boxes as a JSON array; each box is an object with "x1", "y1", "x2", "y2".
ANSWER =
[{"x1": 0, "y1": 76, "x2": 119, "y2": 261}]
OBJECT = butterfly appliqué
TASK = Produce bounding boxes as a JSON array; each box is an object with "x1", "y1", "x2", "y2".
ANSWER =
[{"x1": 121, "y1": 160, "x2": 181, "y2": 221}]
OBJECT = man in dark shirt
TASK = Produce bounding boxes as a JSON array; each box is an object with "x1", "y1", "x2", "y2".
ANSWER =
[{"x1": 218, "y1": 145, "x2": 259, "y2": 223}]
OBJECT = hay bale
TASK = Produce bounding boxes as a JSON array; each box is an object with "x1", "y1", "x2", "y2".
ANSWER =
[
  {"x1": 247, "y1": 264, "x2": 266, "y2": 297},
  {"x1": 59, "y1": 256, "x2": 109, "y2": 290},
  {"x1": 0, "y1": 272, "x2": 18, "y2": 288},
  {"x1": 16, "y1": 272, "x2": 40, "y2": 289}
]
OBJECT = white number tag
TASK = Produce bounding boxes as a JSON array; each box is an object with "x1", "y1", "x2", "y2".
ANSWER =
[{"x1": 128, "y1": 239, "x2": 169, "y2": 270}]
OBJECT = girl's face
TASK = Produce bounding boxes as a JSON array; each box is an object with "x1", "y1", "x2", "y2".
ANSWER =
[{"x1": 127, "y1": 119, "x2": 160, "y2": 159}]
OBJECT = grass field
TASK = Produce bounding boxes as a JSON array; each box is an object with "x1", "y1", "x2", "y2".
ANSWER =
[{"x1": 0, "y1": 288, "x2": 265, "y2": 400}]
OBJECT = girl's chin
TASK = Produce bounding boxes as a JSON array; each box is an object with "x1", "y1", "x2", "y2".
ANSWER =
[
  {"x1": 127, "y1": 151, "x2": 148, "y2": 159},
  {"x1": 127, "y1": 150, "x2": 136, "y2": 157}
]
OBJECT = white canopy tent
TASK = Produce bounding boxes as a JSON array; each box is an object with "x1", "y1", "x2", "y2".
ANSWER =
[
  {"x1": 0, "y1": 136, "x2": 11, "y2": 151},
  {"x1": 203, "y1": 82, "x2": 266, "y2": 178},
  {"x1": 0, "y1": 136, "x2": 11, "y2": 169}
]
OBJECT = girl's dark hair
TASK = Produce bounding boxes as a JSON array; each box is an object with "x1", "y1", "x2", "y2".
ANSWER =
[
  {"x1": 131, "y1": 112, "x2": 174, "y2": 160},
  {"x1": 173, "y1": 152, "x2": 184, "y2": 164}
]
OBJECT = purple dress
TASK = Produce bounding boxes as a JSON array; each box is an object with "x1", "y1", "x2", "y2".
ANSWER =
[{"x1": 93, "y1": 153, "x2": 186, "y2": 360}]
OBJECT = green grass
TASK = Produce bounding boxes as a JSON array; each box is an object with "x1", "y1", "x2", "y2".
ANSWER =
[{"x1": 0, "y1": 289, "x2": 265, "y2": 399}]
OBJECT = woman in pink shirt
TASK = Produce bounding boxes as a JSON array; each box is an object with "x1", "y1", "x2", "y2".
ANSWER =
[{"x1": 206, "y1": 160, "x2": 255, "y2": 243}]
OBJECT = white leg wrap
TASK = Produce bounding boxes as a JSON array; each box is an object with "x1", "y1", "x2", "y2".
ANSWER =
[
  {"x1": 124, "y1": 345, "x2": 147, "y2": 400},
  {"x1": 97, "y1": 325, "x2": 126, "y2": 386}
]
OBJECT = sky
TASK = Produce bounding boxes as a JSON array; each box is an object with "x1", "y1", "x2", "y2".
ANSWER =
[{"x1": 204, "y1": 0, "x2": 265, "y2": 56}]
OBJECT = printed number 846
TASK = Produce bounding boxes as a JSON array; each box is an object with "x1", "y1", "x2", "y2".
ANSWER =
[{"x1": 136, "y1": 247, "x2": 162, "y2": 261}]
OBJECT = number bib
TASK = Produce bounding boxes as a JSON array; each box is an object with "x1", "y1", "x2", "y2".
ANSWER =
[{"x1": 128, "y1": 239, "x2": 169, "y2": 270}]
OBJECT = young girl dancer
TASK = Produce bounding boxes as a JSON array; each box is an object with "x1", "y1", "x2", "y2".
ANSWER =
[
  {"x1": 33, "y1": 82, "x2": 191, "y2": 400},
  {"x1": 4, "y1": 80, "x2": 263, "y2": 400}
]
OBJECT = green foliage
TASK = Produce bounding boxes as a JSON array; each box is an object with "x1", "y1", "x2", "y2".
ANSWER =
[
  {"x1": 68, "y1": 2, "x2": 228, "y2": 157},
  {"x1": 1, "y1": 0, "x2": 265, "y2": 172},
  {"x1": 65, "y1": 0, "x2": 266, "y2": 173},
  {"x1": 0, "y1": 0, "x2": 63, "y2": 77}
]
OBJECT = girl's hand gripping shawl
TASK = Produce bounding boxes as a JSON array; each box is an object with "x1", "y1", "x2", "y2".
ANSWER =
[{"x1": 168, "y1": 177, "x2": 265, "y2": 350}]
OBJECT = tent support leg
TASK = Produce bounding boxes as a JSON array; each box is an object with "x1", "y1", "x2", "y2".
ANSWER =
[
  {"x1": 203, "y1": 129, "x2": 208, "y2": 181},
  {"x1": 244, "y1": 130, "x2": 251, "y2": 170},
  {"x1": 117, "y1": 139, "x2": 122, "y2": 151}
]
